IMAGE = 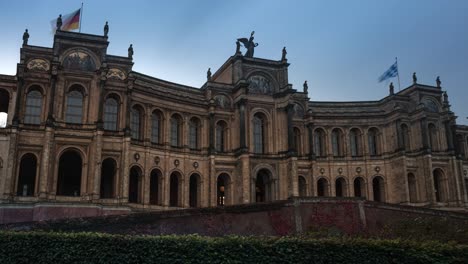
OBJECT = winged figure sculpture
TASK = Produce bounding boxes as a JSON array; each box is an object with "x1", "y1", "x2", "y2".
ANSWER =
[{"x1": 237, "y1": 31, "x2": 259, "y2": 58}]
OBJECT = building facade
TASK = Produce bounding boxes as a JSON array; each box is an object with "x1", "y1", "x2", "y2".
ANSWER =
[{"x1": 0, "y1": 30, "x2": 467, "y2": 211}]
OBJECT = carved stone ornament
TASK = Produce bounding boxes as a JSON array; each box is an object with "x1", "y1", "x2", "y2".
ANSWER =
[
  {"x1": 62, "y1": 51, "x2": 96, "y2": 71},
  {"x1": 27, "y1": 59, "x2": 50, "y2": 71},
  {"x1": 174, "y1": 159, "x2": 180, "y2": 167},
  {"x1": 134, "y1": 153, "x2": 140, "y2": 162},
  {"x1": 107, "y1": 68, "x2": 127, "y2": 80},
  {"x1": 422, "y1": 98, "x2": 439, "y2": 113},
  {"x1": 248, "y1": 75, "x2": 271, "y2": 94},
  {"x1": 193, "y1": 162, "x2": 199, "y2": 169},
  {"x1": 338, "y1": 168, "x2": 343, "y2": 174},
  {"x1": 375, "y1": 166, "x2": 381, "y2": 173},
  {"x1": 214, "y1": 95, "x2": 230, "y2": 109},
  {"x1": 293, "y1": 103, "x2": 304, "y2": 118},
  {"x1": 154, "y1": 156, "x2": 160, "y2": 165},
  {"x1": 356, "y1": 167, "x2": 362, "y2": 173},
  {"x1": 319, "y1": 168, "x2": 325, "y2": 174}
]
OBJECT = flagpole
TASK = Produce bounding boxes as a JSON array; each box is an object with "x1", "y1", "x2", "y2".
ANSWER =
[
  {"x1": 395, "y1": 57, "x2": 401, "y2": 91},
  {"x1": 79, "y1": 2, "x2": 83, "y2": 33}
]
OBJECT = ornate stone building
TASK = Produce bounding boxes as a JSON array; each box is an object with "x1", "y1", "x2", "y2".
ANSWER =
[{"x1": 0, "y1": 30, "x2": 467, "y2": 212}]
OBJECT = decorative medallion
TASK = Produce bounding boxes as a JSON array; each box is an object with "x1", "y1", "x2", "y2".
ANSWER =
[
  {"x1": 174, "y1": 159, "x2": 180, "y2": 167},
  {"x1": 338, "y1": 168, "x2": 343, "y2": 174},
  {"x1": 356, "y1": 167, "x2": 362, "y2": 173},
  {"x1": 193, "y1": 162, "x2": 199, "y2": 169},
  {"x1": 134, "y1": 153, "x2": 140, "y2": 162},
  {"x1": 248, "y1": 75, "x2": 271, "y2": 94},
  {"x1": 319, "y1": 168, "x2": 325, "y2": 174},
  {"x1": 214, "y1": 95, "x2": 230, "y2": 109},
  {"x1": 63, "y1": 51, "x2": 96, "y2": 71},
  {"x1": 27, "y1": 59, "x2": 50, "y2": 71},
  {"x1": 107, "y1": 68, "x2": 126, "y2": 80},
  {"x1": 375, "y1": 166, "x2": 381, "y2": 173},
  {"x1": 154, "y1": 156, "x2": 160, "y2": 165}
]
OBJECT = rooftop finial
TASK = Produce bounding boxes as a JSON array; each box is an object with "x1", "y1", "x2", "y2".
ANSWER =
[
  {"x1": 436, "y1": 76, "x2": 441, "y2": 88},
  {"x1": 56, "y1": 14, "x2": 63, "y2": 32},
  {"x1": 303, "y1": 80, "x2": 308, "y2": 94},
  {"x1": 389, "y1": 82, "x2": 394, "y2": 95},
  {"x1": 128, "y1": 44, "x2": 133, "y2": 59},
  {"x1": 281, "y1": 46, "x2": 287, "y2": 61},
  {"x1": 412, "y1": 72, "x2": 417, "y2": 84},
  {"x1": 207, "y1": 68, "x2": 212, "y2": 81}
]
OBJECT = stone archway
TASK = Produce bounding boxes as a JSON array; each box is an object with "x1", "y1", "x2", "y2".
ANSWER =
[
  {"x1": 100, "y1": 158, "x2": 116, "y2": 199},
  {"x1": 57, "y1": 150, "x2": 82, "y2": 196},
  {"x1": 17, "y1": 153, "x2": 37, "y2": 196}
]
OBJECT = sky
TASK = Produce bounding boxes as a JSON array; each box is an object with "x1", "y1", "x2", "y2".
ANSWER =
[{"x1": 0, "y1": 0, "x2": 467, "y2": 124}]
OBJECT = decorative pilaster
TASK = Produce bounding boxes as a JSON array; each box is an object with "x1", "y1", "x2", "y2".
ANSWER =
[
  {"x1": 286, "y1": 104, "x2": 295, "y2": 154},
  {"x1": 238, "y1": 99, "x2": 248, "y2": 152},
  {"x1": 307, "y1": 123, "x2": 315, "y2": 160}
]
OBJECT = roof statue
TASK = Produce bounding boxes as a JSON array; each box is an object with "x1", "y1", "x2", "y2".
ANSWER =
[
  {"x1": 235, "y1": 40, "x2": 241, "y2": 55},
  {"x1": 128, "y1": 44, "x2": 133, "y2": 59},
  {"x1": 436, "y1": 76, "x2": 441, "y2": 88},
  {"x1": 281, "y1": 47, "x2": 287, "y2": 61},
  {"x1": 56, "y1": 14, "x2": 62, "y2": 31},
  {"x1": 22, "y1": 29, "x2": 29, "y2": 46},
  {"x1": 104, "y1": 21, "x2": 109, "y2": 37},
  {"x1": 207, "y1": 68, "x2": 212, "y2": 81},
  {"x1": 389, "y1": 82, "x2": 394, "y2": 95},
  {"x1": 412, "y1": 72, "x2": 417, "y2": 84},
  {"x1": 237, "y1": 31, "x2": 258, "y2": 58},
  {"x1": 303, "y1": 80, "x2": 308, "y2": 94}
]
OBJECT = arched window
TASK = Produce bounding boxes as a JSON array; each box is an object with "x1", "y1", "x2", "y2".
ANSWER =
[
  {"x1": 368, "y1": 128, "x2": 380, "y2": 156},
  {"x1": 317, "y1": 178, "x2": 329, "y2": 196},
  {"x1": 335, "y1": 177, "x2": 347, "y2": 197},
  {"x1": 433, "y1": 169, "x2": 446, "y2": 202},
  {"x1": 16, "y1": 154, "x2": 37, "y2": 196},
  {"x1": 24, "y1": 89, "x2": 43, "y2": 125},
  {"x1": 57, "y1": 150, "x2": 82, "y2": 196},
  {"x1": 100, "y1": 158, "x2": 116, "y2": 199},
  {"x1": 129, "y1": 166, "x2": 142, "y2": 203},
  {"x1": 131, "y1": 106, "x2": 143, "y2": 140},
  {"x1": 150, "y1": 169, "x2": 162, "y2": 205},
  {"x1": 428, "y1": 123, "x2": 438, "y2": 151},
  {"x1": 293, "y1": 127, "x2": 301, "y2": 154},
  {"x1": 314, "y1": 128, "x2": 326, "y2": 157},
  {"x1": 349, "y1": 128, "x2": 362, "y2": 157},
  {"x1": 331, "y1": 128, "x2": 343, "y2": 157},
  {"x1": 253, "y1": 113, "x2": 266, "y2": 154},
  {"x1": 298, "y1": 176, "x2": 307, "y2": 196},
  {"x1": 103, "y1": 97, "x2": 118, "y2": 131},
  {"x1": 169, "y1": 172, "x2": 181, "y2": 206},
  {"x1": 372, "y1": 176, "x2": 385, "y2": 202},
  {"x1": 407, "y1": 173, "x2": 417, "y2": 203},
  {"x1": 0, "y1": 89, "x2": 9, "y2": 128},
  {"x1": 401, "y1": 124, "x2": 410, "y2": 151},
  {"x1": 215, "y1": 121, "x2": 227, "y2": 152},
  {"x1": 170, "y1": 114, "x2": 182, "y2": 147},
  {"x1": 217, "y1": 173, "x2": 231, "y2": 206},
  {"x1": 189, "y1": 117, "x2": 200, "y2": 149},
  {"x1": 151, "y1": 111, "x2": 162, "y2": 144},
  {"x1": 65, "y1": 87, "x2": 84, "y2": 124},
  {"x1": 353, "y1": 177, "x2": 365, "y2": 198},
  {"x1": 189, "y1": 174, "x2": 201, "y2": 207},
  {"x1": 255, "y1": 169, "x2": 272, "y2": 202}
]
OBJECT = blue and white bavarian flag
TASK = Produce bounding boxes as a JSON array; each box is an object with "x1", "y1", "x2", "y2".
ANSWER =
[{"x1": 378, "y1": 62, "x2": 398, "y2": 82}]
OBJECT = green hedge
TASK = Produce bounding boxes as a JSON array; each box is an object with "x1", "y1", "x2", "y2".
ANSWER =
[{"x1": 0, "y1": 231, "x2": 467, "y2": 264}]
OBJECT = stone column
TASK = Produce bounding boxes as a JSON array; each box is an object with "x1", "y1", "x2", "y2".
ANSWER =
[
  {"x1": 92, "y1": 129, "x2": 104, "y2": 200},
  {"x1": 420, "y1": 118, "x2": 429, "y2": 150},
  {"x1": 286, "y1": 104, "x2": 294, "y2": 153},
  {"x1": 307, "y1": 123, "x2": 315, "y2": 159},
  {"x1": 46, "y1": 74, "x2": 57, "y2": 124},
  {"x1": 289, "y1": 157, "x2": 298, "y2": 197},
  {"x1": 444, "y1": 121, "x2": 454, "y2": 151},
  {"x1": 12, "y1": 77, "x2": 24, "y2": 126},
  {"x1": 240, "y1": 154, "x2": 250, "y2": 204},
  {"x1": 396, "y1": 119, "x2": 403, "y2": 150},
  {"x1": 238, "y1": 99, "x2": 247, "y2": 151},
  {"x1": 97, "y1": 77, "x2": 106, "y2": 129},
  {"x1": 3, "y1": 129, "x2": 18, "y2": 198},
  {"x1": 38, "y1": 126, "x2": 54, "y2": 199},
  {"x1": 209, "y1": 113, "x2": 215, "y2": 154}
]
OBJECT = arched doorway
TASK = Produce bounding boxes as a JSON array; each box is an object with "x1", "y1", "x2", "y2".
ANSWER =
[
  {"x1": 16, "y1": 153, "x2": 37, "y2": 196},
  {"x1": 169, "y1": 172, "x2": 181, "y2": 207},
  {"x1": 100, "y1": 158, "x2": 116, "y2": 199},
  {"x1": 57, "y1": 150, "x2": 82, "y2": 196},
  {"x1": 128, "y1": 166, "x2": 142, "y2": 203},
  {"x1": 353, "y1": 177, "x2": 365, "y2": 198},
  {"x1": 255, "y1": 169, "x2": 272, "y2": 202},
  {"x1": 372, "y1": 176, "x2": 385, "y2": 202},
  {"x1": 298, "y1": 176, "x2": 307, "y2": 196},
  {"x1": 335, "y1": 177, "x2": 347, "y2": 197},
  {"x1": 150, "y1": 169, "x2": 162, "y2": 205},
  {"x1": 317, "y1": 178, "x2": 329, "y2": 197},
  {"x1": 433, "y1": 169, "x2": 446, "y2": 202},
  {"x1": 407, "y1": 173, "x2": 417, "y2": 203},
  {"x1": 189, "y1": 173, "x2": 200, "y2": 207},
  {"x1": 217, "y1": 173, "x2": 231, "y2": 206}
]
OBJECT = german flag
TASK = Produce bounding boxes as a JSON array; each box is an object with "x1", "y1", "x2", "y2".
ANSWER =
[{"x1": 61, "y1": 8, "x2": 81, "y2": 31}]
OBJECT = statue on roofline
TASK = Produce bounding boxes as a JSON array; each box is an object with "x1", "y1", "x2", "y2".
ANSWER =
[
  {"x1": 237, "y1": 31, "x2": 259, "y2": 58},
  {"x1": 23, "y1": 29, "x2": 29, "y2": 45}
]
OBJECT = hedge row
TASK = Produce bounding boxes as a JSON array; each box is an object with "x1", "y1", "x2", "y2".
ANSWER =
[{"x1": 0, "y1": 231, "x2": 467, "y2": 264}]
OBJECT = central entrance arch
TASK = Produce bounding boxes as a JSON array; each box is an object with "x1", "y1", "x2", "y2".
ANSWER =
[
  {"x1": 100, "y1": 158, "x2": 116, "y2": 199},
  {"x1": 128, "y1": 166, "x2": 142, "y2": 203},
  {"x1": 169, "y1": 171, "x2": 182, "y2": 207},
  {"x1": 57, "y1": 150, "x2": 82, "y2": 196},
  {"x1": 255, "y1": 169, "x2": 273, "y2": 203}
]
